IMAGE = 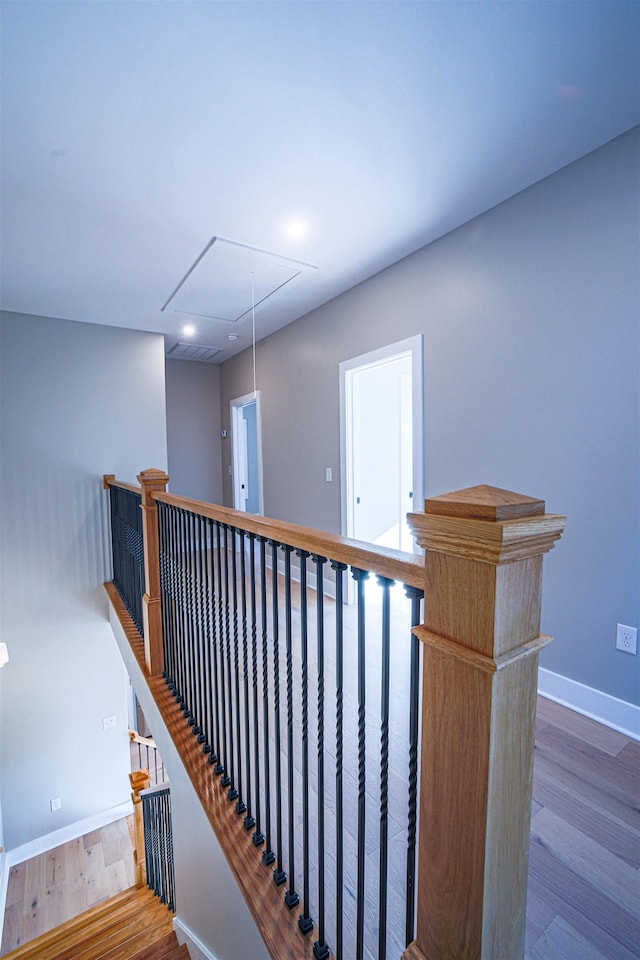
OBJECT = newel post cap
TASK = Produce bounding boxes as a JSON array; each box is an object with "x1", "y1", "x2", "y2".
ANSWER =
[
  {"x1": 137, "y1": 468, "x2": 170, "y2": 504},
  {"x1": 408, "y1": 484, "x2": 566, "y2": 563}
]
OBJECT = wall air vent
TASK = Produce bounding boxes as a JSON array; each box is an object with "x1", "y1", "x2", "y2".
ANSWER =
[{"x1": 167, "y1": 342, "x2": 222, "y2": 362}]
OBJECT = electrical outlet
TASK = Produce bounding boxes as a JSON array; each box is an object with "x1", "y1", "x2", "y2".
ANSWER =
[
  {"x1": 50, "y1": 797, "x2": 61, "y2": 812},
  {"x1": 102, "y1": 715, "x2": 117, "y2": 730},
  {"x1": 616, "y1": 623, "x2": 637, "y2": 655}
]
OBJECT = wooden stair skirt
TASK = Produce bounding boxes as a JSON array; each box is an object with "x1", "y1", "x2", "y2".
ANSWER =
[{"x1": 2, "y1": 885, "x2": 188, "y2": 960}]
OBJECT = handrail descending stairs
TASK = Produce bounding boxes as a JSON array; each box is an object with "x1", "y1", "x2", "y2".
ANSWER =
[{"x1": 104, "y1": 470, "x2": 565, "y2": 960}]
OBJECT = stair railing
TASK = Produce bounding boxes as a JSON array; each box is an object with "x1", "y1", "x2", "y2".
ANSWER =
[
  {"x1": 129, "y1": 730, "x2": 168, "y2": 787},
  {"x1": 129, "y1": 769, "x2": 175, "y2": 911},
  {"x1": 106, "y1": 471, "x2": 565, "y2": 960}
]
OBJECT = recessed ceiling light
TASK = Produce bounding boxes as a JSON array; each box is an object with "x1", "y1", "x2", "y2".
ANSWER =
[
  {"x1": 227, "y1": 334, "x2": 239, "y2": 341},
  {"x1": 284, "y1": 218, "x2": 308, "y2": 240},
  {"x1": 182, "y1": 323, "x2": 196, "y2": 337}
]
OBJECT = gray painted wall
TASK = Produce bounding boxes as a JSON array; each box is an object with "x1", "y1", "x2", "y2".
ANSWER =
[
  {"x1": 0, "y1": 312, "x2": 168, "y2": 849},
  {"x1": 165, "y1": 358, "x2": 223, "y2": 503},
  {"x1": 220, "y1": 128, "x2": 640, "y2": 706}
]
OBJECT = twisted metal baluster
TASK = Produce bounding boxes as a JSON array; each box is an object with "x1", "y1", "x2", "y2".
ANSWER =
[
  {"x1": 182, "y1": 509, "x2": 196, "y2": 725},
  {"x1": 239, "y1": 530, "x2": 254, "y2": 827},
  {"x1": 271, "y1": 540, "x2": 286, "y2": 886},
  {"x1": 176, "y1": 509, "x2": 189, "y2": 714},
  {"x1": 228, "y1": 527, "x2": 242, "y2": 805},
  {"x1": 282, "y1": 545, "x2": 299, "y2": 907},
  {"x1": 206, "y1": 518, "x2": 220, "y2": 765},
  {"x1": 215, "y1": 522, "x2": 227, "y2": 777},
  {"x1": 352, "y1": 566, "x2": 369, "y2": 960},
  {"x1": 404, "y1": 584, "x2": 424, "y2": 947},
  {"x1": 296, "y1": 550, "x2": 313, "y2": 935},
  {"x1": 202, "y1": 517, "x2": 216, "y2": 761},
  {"x1": 313, "y1": 555, "x2": 329, "y2": 960},
  {"x1": 158, "y1": 503, "x2": 173, "y2": 688},
  {"x1": 221, "y1": 525, "x2": 234, "y2": 789},
  {"x1": 332, "y1": 560, "x2": 348, "y2": 959},
  {"x1": 192, "y1": 512, "x2": 205, "y2": 741},
  {"x1": 377, "y1": 575, "x2": 394, "y2": 960},
  {"x1": 259, "y1": 536, "x2": 275, "y2": 865},
  {"x1": 249, "y1": 533, "x2": 264, "y2": 846}
]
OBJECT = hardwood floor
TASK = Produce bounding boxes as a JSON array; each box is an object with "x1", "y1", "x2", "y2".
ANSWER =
[
  {"x1": 2, "y1": 699, "x2": 638, "y2": 959},
  {"x1": 0, "y1": 817, "x2": 135, "y2": 955},
  {"x1": 526, "y1": 698, "x2": 639, "y2": 960}
]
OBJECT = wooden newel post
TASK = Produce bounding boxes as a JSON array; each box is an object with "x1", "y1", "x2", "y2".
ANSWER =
[
  {"x1": 138, "y1": 468, "x2": 170, "y2": 676},
  {"x1": 404, "y1": 485, "x2": 565, "y2": 960},
  {"x1": 130, "y1": 768, "x2": 151, "y2": 888}
]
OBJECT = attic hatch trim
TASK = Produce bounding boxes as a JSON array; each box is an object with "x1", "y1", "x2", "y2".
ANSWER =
[{"x1": 161, "y1": 236, "x2": 318, "y2": 322}]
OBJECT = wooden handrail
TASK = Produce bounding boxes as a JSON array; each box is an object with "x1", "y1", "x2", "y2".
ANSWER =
[
  {"x1": 103, "y1": 474, "x2": 142, "y2": 495},
  {"x1": 153, "y1": 490, "x2": 425, "y2": 589},
  {"x1": 129, "y1": 729, "x2": 157, "y2": 749}
]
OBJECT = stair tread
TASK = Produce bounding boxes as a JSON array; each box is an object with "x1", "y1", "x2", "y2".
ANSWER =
[
  {"x1": 127, "y1": 931, "x2": 181, "y2": 960},
  {"x1": 55, "y1": 903, "x2": 174, "y2": 960},
  {"x1": 1, "y1": 888, "x2": 172, "y2": 960}
]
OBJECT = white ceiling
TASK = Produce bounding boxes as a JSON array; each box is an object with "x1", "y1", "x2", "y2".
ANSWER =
[{"x1": 1, "y1": 1, "x2": 638, "y2": 362}]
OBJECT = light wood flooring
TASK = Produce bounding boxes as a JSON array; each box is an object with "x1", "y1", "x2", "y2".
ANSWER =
[
  {"x1": 2, "y1": 699, "x2": 638, "y2": 959},
  {"x1": 525, "y1": 697, "x2": 639, "y2": 960},
  {"x1": 1, "y1": 817, "x2": 135, "y2": 955}
]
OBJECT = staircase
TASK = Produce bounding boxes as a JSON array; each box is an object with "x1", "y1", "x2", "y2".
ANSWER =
[{"x1": 2, "y1": 886, "x2": 188, "y2": 960}]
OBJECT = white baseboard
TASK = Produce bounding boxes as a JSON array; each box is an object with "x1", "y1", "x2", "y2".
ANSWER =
[
  {"x1": 0, "y1": 800, "x2": 134, "y2": 943},
  {"x1": 538, "y1": 667, "x2": 640, "y2": 741},
  {"x1": 174, "y1": 916, "x2": 220, "y2": 960}
]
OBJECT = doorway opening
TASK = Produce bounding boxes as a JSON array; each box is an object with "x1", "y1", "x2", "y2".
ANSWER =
[
  {"x1": 231, "y1": 391, "x2": 264, "y2": 514},
  {"x1": 340, "y1": 335, "x2": 423, "y2": 553}
]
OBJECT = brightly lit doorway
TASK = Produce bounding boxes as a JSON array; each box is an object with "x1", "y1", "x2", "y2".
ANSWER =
[
  {"x1": 231, "y1": 391, "x2": 264, "y2": 514},
  {"x1": 340, "y1": 336, "x2": 423, "y2": 554}
]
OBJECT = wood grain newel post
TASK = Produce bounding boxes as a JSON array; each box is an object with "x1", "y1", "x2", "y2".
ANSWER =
[
  {"x1": 404, "y1": 485, "x2": 565, "y2": 960},
  {"x1": 138, "y1": 467, "x2": 170, "y2": 676},
  {"x1": 130, "y1": 768, "x2": 151, "y2": 888}
]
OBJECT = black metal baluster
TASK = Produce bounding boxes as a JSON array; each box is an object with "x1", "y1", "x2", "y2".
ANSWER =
[
  {"x1": 186, "y1": 510, "x2": 199, "y2": 729},
  {"x1": 259, "y1": 537, "x2": 275, "y2": 865},
  {"x1": 174, "y1": 508, "x2": 187, "y2": 710},
  {"x1": 198, "y1": 516, "x2": 211, "y2": 749},
  {"x1": 181, "y1": 509, "x2": 195, "y2": 723},
  {"x1": 296, "y1": 550, "x2": 313, "y2": 935},
  {"x1": 313, "y1": 554, "x2": 329, "y2": 960},
  {"x1": 239, "y1": 531, "x2": 255, "y2": 828},
  {"x1": 190, "y1": 512, "x2": 204, "y2": 739},
  {"x1": 377, "y1": 575, "x2": 394, "y2": 960},
  {"x1": 282, "y1": 545, "x2": 299, "y2": 907},
  {"x1": 205, "y1": 518, "x2": 220, "y2": 766},
  {"x1": 215, "y1": 522, "x2": 227, "y2": 777},
  {"x1": 158, "y1": 503, "x2": 172, "y2": 686},
  {"x1": 230, "y1": 528, "x2": 244, "y2": 809},
  {"x1": 249, "y1": 533, "x2": 264, "y2": 846},
  {"x1": 222, "y1": 524, "x2": 234, "y2": 790},
  {"x1": 202, "y1": 517, "x2": 215, "y2": 759},
  {"x1": 332, "y1": 560, "x2": 348, "y2": 960},
  {"x1": 194, "y1": 514, "x2": 207, "y2": 745},
  {"x1": 352, "y1": 566, "x2": 369, "y2": 960},
  {"x1": 163, "y1": 504, "x2": 176, "y2": 694},
  {"x1": 271, "y1": 540, "x2": 286, "y2": 886},
  {"x1": 404, "y1": 584, "x2": 424, "y2": 947}
]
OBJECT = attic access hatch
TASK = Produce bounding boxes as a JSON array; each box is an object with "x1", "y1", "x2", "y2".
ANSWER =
[{"x1": 161, "y1": 236, "x2": 317, "y2": 323}]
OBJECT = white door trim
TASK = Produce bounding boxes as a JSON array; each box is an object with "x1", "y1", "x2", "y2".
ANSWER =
[
  {"x1": 230, "y1": 391, "x2": 264, "y2": 515},
  {"x1": 339, "y1": 335, "x2": 424, "y2": 549}
]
